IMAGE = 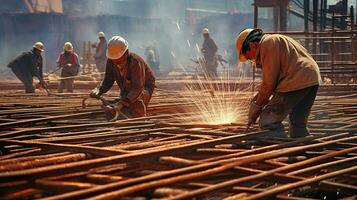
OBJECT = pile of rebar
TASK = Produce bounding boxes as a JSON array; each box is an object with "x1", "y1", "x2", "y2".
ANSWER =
[{"x1": 0, "y1": 85, "x2": 356, "y2": 200}]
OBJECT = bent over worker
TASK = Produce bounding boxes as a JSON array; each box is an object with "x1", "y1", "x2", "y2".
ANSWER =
[
  {"x1": 57, "y1": 42, "x2": 80, "y2": 93},
  {"x1": 7, "y1": 42, "x2": 46, "y2": 93},
  {"x1": 90, "y1": 35, "x2": 156, "y2": 118},
  {"x1": 236, "y1": 28, "x2": 321, "y2": 138}
]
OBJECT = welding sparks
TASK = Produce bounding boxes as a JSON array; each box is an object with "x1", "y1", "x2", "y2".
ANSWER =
[
  {"x1": 176, "y1": 61, "x2": 252, "y2": 125},
  {"x1": 175, "y1": 21, "x2": 181, "y2": 31},
  {"x1": 186, "y1": 39, "x2": 191, "y2": 47}
]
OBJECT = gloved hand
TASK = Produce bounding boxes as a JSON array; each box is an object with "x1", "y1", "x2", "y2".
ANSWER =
[
  {"x1": 90, "y1": 88, "x2": 101, "y2": 99},
  {"x1": 248, "y1": 101, "x2": 262, "y2": 125},
  {"x1": 103, "y1": 103, "x2": 124, "y2": 121}
]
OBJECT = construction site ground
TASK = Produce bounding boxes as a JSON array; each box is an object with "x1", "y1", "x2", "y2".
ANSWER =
[{"x1": 0, "y1": 80, "x2": 356, "y2": 200}]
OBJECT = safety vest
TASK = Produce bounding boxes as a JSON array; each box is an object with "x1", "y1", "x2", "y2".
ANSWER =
[{"x1": 59, "y1": 52, "x2": 76, "y2": 66}]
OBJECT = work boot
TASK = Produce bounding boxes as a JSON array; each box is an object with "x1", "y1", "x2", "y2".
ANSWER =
[
  {"x1": 289, "y1": 126, "x2": 310, "y2": 138},
  {"x1": 264, "y1": 127, "x2": 288, "y2": 138}
]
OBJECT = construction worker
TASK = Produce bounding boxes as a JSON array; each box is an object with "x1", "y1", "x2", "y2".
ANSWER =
[
  {"x1": 236, "y1": 28, "x2": 321, "y2": 138},
  {"x1": 93, "y1": 32, "x2": 107, "y2": 72},
  {"x1": 7, "y1": 42, "x2": 46, "y2": 93},
  {"x1": 57, "y1": 42, "x2": 80, "y2": 93},
  {"x1": 145, "y1": 48, "x2": 160, "y2": 76},
  {"x1": 201, "y1": 28, "x2": 218, "y2": 78},
  {"x1": 90, "y1": 35, "x2": 156, "y2": 119}
]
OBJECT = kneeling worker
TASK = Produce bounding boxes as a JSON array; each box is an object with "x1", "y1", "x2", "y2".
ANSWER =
[
  {"x1": 90, "y1": 36, "x2": 156, "y2": 119},
  {"x1": 236, "y1": 28, "x2": 321, "y2": 138}
]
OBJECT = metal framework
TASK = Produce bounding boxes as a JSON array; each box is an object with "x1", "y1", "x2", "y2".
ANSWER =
[{"x1": 0, "y1": 86, "x2": 356, "y2": 199}]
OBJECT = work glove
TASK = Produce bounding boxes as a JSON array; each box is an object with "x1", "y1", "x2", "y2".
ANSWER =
[
  {"x1": 248, "y1": 101, "x2": 262, "y2": 125},
  {"x1": 89, "y1": 88, "x2": 101, "y2": 99},
  {"x1": 103, "y1": 103, "x2": 124, "y2": 121}
]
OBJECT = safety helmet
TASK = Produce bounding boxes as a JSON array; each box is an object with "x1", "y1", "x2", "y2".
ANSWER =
[
  {"x1": 106, "y1": 36, "x2": 129, "y2": 60},
  {"x1": 202, "y1": 28, "x2": 209, "y2": 34},
  {"x1": 236, "y1": 28, "x2": 258, "y2": 62},
  {"x1": 33, "y1": 42, "x2": 44, "y2": 52},
  {"x1": 63, "y1": 42, "x2": 73, "y2": 52},
  {"x1": 98, "y1": 32, "x2": 105, "y2": 38}
]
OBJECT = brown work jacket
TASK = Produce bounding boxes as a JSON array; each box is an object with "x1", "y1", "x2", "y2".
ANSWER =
[
  {"x1": 255, "y1": 34, "x2": 321, "y2": 105},
  {"x1": 98, "y1": 52, "x2": 156, "y2": 107}
]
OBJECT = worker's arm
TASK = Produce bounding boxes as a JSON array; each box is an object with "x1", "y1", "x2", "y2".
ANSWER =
[
  {"x1": 97, "y1": 60, "x2": 115, "y2": 95},
  {"x1": 33, "y1": 55, "x2": 44, "y2": 82},
  {"x1": 255, "y1": 38, "x2": 281, "y2": 106},
  {"x1": 119, "y1": 61, "x2": 145, "y2": 107}
]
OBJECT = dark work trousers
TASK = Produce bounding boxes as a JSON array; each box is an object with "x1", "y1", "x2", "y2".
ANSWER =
[
  {"x1": 58, "y1": 78, "x2": 74, "y2": 93},
  {"x1": 259, "y1": 85, "x2": 319, "y2": 138},
  {"x1": 205, "y1": 58, "x2": 218, "y2": 78},
  {"x1": 11, "y1": 67, "x2": 35, "y2": 93}
]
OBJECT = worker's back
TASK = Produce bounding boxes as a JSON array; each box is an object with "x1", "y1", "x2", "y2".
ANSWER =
[{"x1": 257, "y1": 34, "x2": 321, "y2": 93}]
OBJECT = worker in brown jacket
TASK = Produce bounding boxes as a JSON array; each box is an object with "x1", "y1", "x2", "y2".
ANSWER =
[
  {"x1": 90, "y1": 35, "x2": 156, "y2": 119},
  {"x1": 236, "y1": 28, "x2": 321, "y2": 138}
]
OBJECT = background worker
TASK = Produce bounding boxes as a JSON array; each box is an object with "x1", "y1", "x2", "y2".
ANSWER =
[
  {"x1": 236, "y1": 28, "x2": 321, "y2": 138},
  {"x1": 93, "y1": 32, "x2": 107, "y2": 72},
  {"x1": 57, "y1": 42, "x2": 80, "y2": 93},
  {"x1": 145, "y1": 48, "x2": 160, "y2": 76},
  {"x1": 90, "y1": 35, "x2": 156, "y2": 119},
  {"x1": 7, "y1": 42, "x2": 46, "y2": 93},
  {"x1": 201, "y1": 28, "x2": 218, "y2": 78}
]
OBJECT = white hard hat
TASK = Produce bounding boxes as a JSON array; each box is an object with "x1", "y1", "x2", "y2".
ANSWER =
[
  {"x1": 33, "y1": 42, "x2": 44, "y2": 52},
  {"x1": 106, "y1": 36, "x2": 129, "y2": 60},
  {"x1": 63, "y1": 42, "x2": 73, "y2": 52},
  {"x1": 202, "y1": 28, "x2": 209, "y2": 34},
  {"x1": 235, "y1": 28, "x2": 255, "y2": 62},
  {"x1": 98, "y1": 32, "x2": 105, "y2": 38}
]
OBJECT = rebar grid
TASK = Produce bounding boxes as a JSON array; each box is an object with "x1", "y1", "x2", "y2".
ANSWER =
[{"x1": 0, "y1": 87, "x2": 356, "y2": 200}]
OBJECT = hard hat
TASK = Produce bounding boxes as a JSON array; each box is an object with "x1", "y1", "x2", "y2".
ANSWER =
[
  {"x1": 33, "y1": 42, "x2": 44, "y2": 52},
  {"x1": 235, "y1": 28, "x2": 255, "y2": 62},
  {"x1": 63, "y1": 42, "x2": 73, "y2": 52},
  {"x1": 98, "y1": 32, "x2": 105, "y2": 38},
  {"x1": 106, "y1": 36, "x2": 129, "y2": 60},
  {"x1": 202, "y1": 28, "x2": 209, "y2": 34}
]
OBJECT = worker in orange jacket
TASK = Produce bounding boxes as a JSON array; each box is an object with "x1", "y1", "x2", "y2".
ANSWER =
[{"x1": 236, "y1": 28, "x2": 321, "y2": 138}]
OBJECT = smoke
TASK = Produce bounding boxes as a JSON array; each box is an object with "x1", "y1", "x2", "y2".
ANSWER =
[{"x1": 0, "y1": 1, "x2": 256, "y2": 78}]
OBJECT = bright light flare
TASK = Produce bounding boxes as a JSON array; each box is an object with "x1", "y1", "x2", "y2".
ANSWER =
[{"x1": 176, "y1": 61, "x2": 252, "y2": 125}]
